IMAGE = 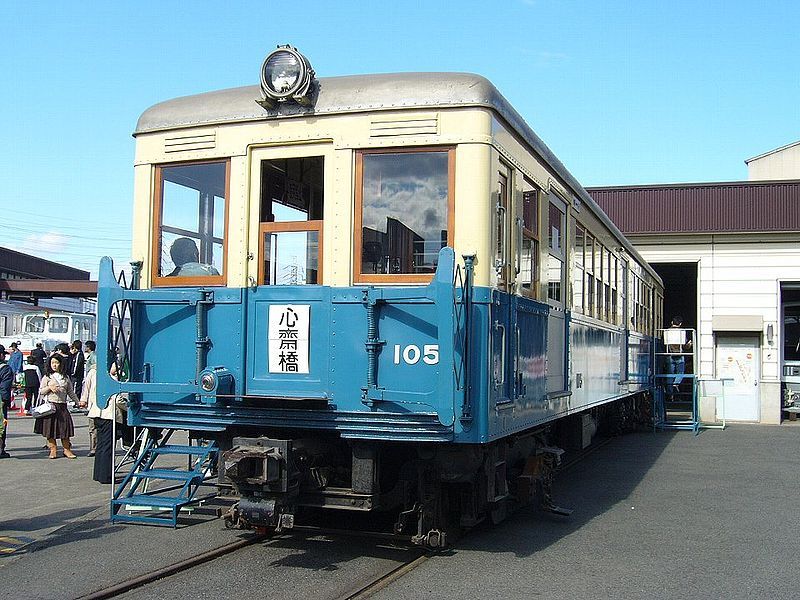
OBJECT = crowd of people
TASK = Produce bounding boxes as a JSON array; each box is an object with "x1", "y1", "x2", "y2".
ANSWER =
[{"x1": 0, "y1": 340, "x2": 117, "y2": 483}]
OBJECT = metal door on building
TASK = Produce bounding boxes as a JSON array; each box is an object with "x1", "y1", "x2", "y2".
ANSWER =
[{"x1": 715, "y1": 336, "x2": 760, "y2": 421}]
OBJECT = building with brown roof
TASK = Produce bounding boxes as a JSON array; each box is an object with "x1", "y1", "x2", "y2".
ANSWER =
[{"x1": 588, "y1": 176, "x2": 800, "y2": 425}]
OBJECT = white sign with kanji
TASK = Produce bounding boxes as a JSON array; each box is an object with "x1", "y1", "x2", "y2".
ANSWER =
[{"x1": 268, "y1": 304, "x2": 310, "y2": 374}]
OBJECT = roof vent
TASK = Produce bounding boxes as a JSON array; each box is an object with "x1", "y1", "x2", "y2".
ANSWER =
[
  {"x1": 164, "y1": 133, "x2": 216, "y2": 153},
  {"x1": 370, "y1": 115, "x2": 439, "y2": 138}
]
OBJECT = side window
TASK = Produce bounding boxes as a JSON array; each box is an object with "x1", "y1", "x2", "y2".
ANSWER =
[
  {"x1": 572, "y1": 224, "x2": 585, "y2": 313},
  {"x1": 496, "y1": 167, "x2": 510, "y2": 291},
  {"x1": 611, "y1": 255, "x2": 619, "y2": 325},
  {"x1": 585, "y1": 233, "x2": 595, "y2": 318},
  {"x1": 547, "y1": 196, "x2": 565, "y2": 304},
  {"x1": 153, "y1": 161, "x2": 228, "y2": 286},
  {"x1": 259, "y1": 156, "x2": 323, "y2": 285},
  {"x1": 355, "y1": 148, "x2": 453, "y2": 283},
  {"x1": 620, "y1": 259, "x2": 629, "y2": 327},
  {"x1": 597, "y1": 244, "x2": 606, "y2": 319},
  {"x1": 519, "y1": 179, "x2": 540, "y2": 298}
]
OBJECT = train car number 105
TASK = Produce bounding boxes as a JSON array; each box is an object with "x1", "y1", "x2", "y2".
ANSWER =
[{"x1": 393, "y1": 344, "x2": 439, "y2": 365}]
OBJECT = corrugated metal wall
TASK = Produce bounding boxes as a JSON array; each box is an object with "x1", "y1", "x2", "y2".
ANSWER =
[{"x1": 588, "y1": 180, "x2": 800, "y2": 234}]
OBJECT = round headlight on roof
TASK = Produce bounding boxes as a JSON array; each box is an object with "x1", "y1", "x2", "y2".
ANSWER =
[{"x1": 258, "y1": 45, "x2": 315, "y2": 107}]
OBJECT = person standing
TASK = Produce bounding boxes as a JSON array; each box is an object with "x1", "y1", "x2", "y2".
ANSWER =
[
  {"x1": 83, "y1": 366, "x2": 115, "y2": 482},
  {"x1": 35, "y1": 354, "x2": 79, "y2": 459},
  {"x1": 22, "y1": 355, "x2": 42, "y2": 415},
  {"x1": 8, "y1": 342, "x2": 23, "y2": 377},
  {"x1": 665, "y1": 315, "x2": 692, "y2": 393},
  {"x1": 69, "y1": 340, "x2": 86, "y2": 398},
  {"x1": 84, "y1": 341, "x2": 97, "y2": 374},
  {"x1": 30, "y1": 342, "x2": 47, "y2": 374},
  {"x1": 0, "y1": 345, "x2": 13, "y2": 459},
  {"x1": 80, "y1": 350, "x2": 98, "y2": 456}
]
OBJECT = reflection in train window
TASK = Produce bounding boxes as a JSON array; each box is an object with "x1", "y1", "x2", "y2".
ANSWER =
[{"x1": 356, "y1": 149, "x2": 454, "y2": 282}]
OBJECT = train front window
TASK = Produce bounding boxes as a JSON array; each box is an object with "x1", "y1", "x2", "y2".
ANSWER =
[
  {"x1": 153, "y1": 161, "x2": 229, "y2": 286},
  {"x1": 49, "y1": 317, "x2": 69, "y2": 334},
  {"x1": 26, "y1": 316, "x2": 45, "y2": 333},
  {"x1": 259, "y1": 157, "x2": 324, "y2": 285},
  {"x1": 356, "y1": 148, "x2": 454, "y2": 282}
]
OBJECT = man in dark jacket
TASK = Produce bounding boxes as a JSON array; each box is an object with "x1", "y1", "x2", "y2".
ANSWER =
[
  {"x1": 30, "y1": 342, "x2": 47, "y2": 373},
  {"x1": 69, "y1": 340, "x2": 86, "y2": 398},
  {"x1": 0, "y1": 345, "x2": 13, "y2": 459}
]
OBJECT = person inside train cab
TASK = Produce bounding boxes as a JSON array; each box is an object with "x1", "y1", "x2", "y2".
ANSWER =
[
  {"x1": 166, "y1": 237, "x2": 220, "y2": 277},
  {"x1": 664, "y1": 315, "x2": 692, "y2": 393}
]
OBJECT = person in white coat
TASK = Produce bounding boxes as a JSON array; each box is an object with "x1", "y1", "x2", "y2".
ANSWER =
[{"x1": 82, "y1": 367, "x2": 117, "y2": 483}]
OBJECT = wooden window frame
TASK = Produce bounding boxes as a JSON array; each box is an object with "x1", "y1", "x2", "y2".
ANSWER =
[
  {"x1": 519, "y1": 181, "x2": 540, "y2": 299},
  {"x1": 258, "y1": 221, "x2": 324, "y2": 285},
  {"x1": 151, "y1": 159, "x2": 230, "y2": 288},
  {"x1": 354, "y1": 147, "x2": 455, "y2": 284}
]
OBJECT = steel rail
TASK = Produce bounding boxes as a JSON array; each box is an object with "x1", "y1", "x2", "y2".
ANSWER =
[
  {"x1": 74, "y1": 533, "x2": 266, "y2": 600},
  {"x1": 333, "y1": 553, "x2": 430, "y2": 600}
]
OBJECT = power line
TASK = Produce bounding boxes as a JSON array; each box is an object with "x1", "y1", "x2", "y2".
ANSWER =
[
  {"x1": 2, "y1": 223, "x2": 131, "y2": 244},
  {"x1": 3, "y1": 213, "x2": 130, "y2": 232}
]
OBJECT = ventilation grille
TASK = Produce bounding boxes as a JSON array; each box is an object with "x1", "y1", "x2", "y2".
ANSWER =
[
  {"x1": 370, "y1": 115, "x2": 438, "y2": 137},
  {"x1": 164, "y1": 133, "x2": 216, "y2": 153}
]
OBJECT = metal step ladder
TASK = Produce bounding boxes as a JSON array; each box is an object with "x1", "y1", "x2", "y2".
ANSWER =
[
  {"x1": 111, "y1": 429, "x2": 219, "y2": 527},
  {"x1": 653, "y1": 327, "x2": 699, "y2": 434}
]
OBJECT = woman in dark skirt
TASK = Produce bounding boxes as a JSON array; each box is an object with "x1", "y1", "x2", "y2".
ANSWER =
[{"x1": 34, "y1": 354, "x2": 79, "y2": 459}]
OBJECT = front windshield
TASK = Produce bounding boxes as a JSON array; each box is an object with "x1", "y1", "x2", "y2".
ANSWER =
[{"x1": 25, "y1": 316, "x2": 45, "y2": 333}]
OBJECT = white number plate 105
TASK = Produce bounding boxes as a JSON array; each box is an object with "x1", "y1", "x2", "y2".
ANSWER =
[{"x1": 393, "y1": 344, "x2": 439, "y2": 365}]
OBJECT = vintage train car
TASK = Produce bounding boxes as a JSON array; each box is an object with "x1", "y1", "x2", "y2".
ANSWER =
[{"x1": 97, "y1": 46, "x2": 662, "y2": 545}]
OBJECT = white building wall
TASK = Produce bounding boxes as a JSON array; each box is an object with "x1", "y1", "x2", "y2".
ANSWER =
[
  {"x1": 747, "y1": 141, "x2": 800, "y2": 181},
  {"x1": 630, "y1": 233, "x2": 800, "y2": 424}
]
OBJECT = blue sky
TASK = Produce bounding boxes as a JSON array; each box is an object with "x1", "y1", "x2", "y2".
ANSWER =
[{"x1": 2, "y1": 1, "x2": 798, "y2": 277}]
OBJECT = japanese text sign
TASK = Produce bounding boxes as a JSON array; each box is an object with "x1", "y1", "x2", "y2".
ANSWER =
[{"x1": 268, "y1": 304, "x2": 310, "y2": 374}]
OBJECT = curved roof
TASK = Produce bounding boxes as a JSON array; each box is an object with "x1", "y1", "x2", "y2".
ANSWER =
[
  {"x1": 135, "y1": 72, "x2": 659, "y2": 283},
  {"x1": 135, "y1": 73, "x2": 505, "y2": 135}
]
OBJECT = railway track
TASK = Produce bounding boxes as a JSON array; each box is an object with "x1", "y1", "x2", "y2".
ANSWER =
[
  {"x1": 74, "y1": 534, "x2": 267, "y2": 600},
  {"x1": 73, "y1": 437, "x2": 614, "y2": 600},
  {"x1": 73, "y1": 528, "x2": 428, "y2": 600}
]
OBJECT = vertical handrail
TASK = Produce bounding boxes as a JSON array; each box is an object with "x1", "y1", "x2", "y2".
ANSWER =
[{"x1": 456, "y1": 255, "x2": 474, "y2": 424}]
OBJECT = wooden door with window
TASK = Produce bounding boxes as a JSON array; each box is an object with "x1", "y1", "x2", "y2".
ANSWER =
[{"x1": 254, "y1": 150, "x2": 325, "y2": 286}]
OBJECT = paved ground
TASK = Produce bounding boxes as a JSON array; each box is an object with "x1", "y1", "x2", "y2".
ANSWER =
[
  {"x1": 377, "y1": 424, "x2": 800, "y2": 600},
  {"x1": 1, "y1": 422, "x2": 797, "y2": 599},
  {"x1": 0, "y1": 409, "x2": 110, "y2": 552}
]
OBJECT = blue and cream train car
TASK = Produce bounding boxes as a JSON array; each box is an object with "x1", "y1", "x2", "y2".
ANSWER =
[{"x1": 97, "y1": 47, "x2": 662, "y2": 545}]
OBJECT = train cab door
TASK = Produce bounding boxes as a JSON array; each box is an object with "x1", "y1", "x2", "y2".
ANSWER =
[
  {"x1": 545, "y1": 192, "x2": 568, "y2": 395},
  {"x1": 245, "y1": 144, "x2": 331, "y2": 398},
  {"x1": 253, "y1": 148, "x2": 326, "y2": 286},
  {"x1": 492, "y1": 164, "x2": 516, "y2": 405}
]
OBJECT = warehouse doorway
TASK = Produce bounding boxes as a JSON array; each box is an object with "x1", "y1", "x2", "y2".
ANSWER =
[{"x1": 650, "y1": 262, "x2": 698, "y2": 331}]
